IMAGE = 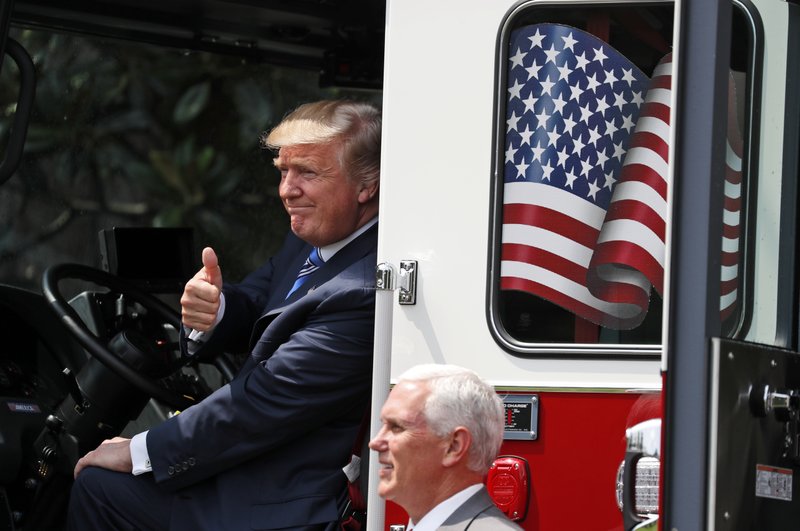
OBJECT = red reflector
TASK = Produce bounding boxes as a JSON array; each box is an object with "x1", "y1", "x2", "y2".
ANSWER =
[{"x1": 486, "y1": 456, "x2": 530, "y2": 521}]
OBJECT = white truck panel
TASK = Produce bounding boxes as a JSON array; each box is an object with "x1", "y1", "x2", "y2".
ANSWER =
[{"x1": 378, "y1": 0, "x2": 662, "y2": 389}]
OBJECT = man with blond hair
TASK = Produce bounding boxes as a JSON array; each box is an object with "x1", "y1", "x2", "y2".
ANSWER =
[
  {"x1": 370, "y1": 364, "x2": 523, "y2": 530},
  {"x1": 68, "y1": 100, "x2": 381, "y2": 531}
]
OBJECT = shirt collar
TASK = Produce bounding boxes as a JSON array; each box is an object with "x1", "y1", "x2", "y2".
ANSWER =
[
  {"x1": 407, "y1": 483, "x2": 483, "y2": 531},
  {"x1": 317, "y1": 216, "x2": 377, "y2": 262}
]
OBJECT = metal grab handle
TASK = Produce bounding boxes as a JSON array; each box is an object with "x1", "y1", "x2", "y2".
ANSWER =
[
  {"x1": 622, "y1": 450, "x2": 645, "y2": 531},
  {"x1": 0, "y1": 38, "x2": 36, "y2": 185}
]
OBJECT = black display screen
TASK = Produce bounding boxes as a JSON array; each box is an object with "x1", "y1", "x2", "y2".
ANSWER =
[{"x1": 99, "y1": 227, "x2": 194, "y2": 293}]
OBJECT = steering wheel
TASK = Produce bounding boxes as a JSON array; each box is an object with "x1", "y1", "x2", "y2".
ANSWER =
[{"x1": 42, "y1": 263, "x2": 233, "y2": 410}]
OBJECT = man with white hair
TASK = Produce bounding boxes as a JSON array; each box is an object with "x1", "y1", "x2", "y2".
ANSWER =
[{"x1": 369, "y1": 364, "x2": 523, "y2": 530}]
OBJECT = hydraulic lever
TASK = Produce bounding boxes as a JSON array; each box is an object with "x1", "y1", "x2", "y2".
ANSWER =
[{"x1": 61, "y1": 368, "x2": 88, "y2": 414}]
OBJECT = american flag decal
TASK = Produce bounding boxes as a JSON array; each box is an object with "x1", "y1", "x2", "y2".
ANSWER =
[
  {"x1": 721, "y1": 73, "x2": 743, "y2": 323},
  {"x1": 500, "y1": 23, "x2": 669, "y2": 329}
]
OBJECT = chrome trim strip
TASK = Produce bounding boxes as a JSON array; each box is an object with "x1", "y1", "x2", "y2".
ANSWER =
[{"x1": 493, "y1": 385, "x2": 662, "y2": 394}]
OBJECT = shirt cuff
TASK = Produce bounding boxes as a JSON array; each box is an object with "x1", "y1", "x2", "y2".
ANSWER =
[
  {"x1": 186, "y1": 293, "x2": 226, "y2": 353},
  {"x1": 130, "y1": 431, "x2": 152, "y2": 475}
]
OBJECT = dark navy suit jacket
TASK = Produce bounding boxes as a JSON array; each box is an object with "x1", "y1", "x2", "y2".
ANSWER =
[{"x1": 146, "y1": 224, "x2": 378, "y2": 530}]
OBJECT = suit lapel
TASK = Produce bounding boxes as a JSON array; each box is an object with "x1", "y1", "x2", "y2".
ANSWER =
[
  {"x1": 280, "y1": 223, "x2": 379, "y2": 304},
  {"x1": 439, "y1": 488, "x2": 496, "y2": 530},
  {"x1": 247, "y1": 223, "x2": 379, "y2": 349}
]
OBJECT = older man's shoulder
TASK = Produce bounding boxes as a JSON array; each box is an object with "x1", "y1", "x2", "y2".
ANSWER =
[
  {"x1": 468, "y1": 504, "x2": 524, "y2": 530},
  {"x1": 440, "y1": 490, "x2": 524, "y2": 531}
]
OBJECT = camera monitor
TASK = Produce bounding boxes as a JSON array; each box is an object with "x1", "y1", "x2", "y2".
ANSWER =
[{"x1": 99, "y1": 227, "x2": 195, "y2": 293}]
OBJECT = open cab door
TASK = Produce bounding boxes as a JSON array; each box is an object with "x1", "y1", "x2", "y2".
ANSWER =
[{"x1": 663, "y1": 0, "x2": 800, "y2": 528}]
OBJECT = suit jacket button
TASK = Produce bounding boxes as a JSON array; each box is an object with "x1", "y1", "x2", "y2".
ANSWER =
[
  {"x1": 168, "y1": 466, "x2": 175, "y2": 476},
  {"x1": 182, "y1": 461, "x2": 189, "y2": 471},
  {"x1": 188, "y1": 458, "x2": 196, "y2": 466}
]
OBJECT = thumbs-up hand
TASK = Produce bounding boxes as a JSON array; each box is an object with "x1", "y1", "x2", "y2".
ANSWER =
[{"x1": 180, "y1": 247, "x2": 223, "y2": 331}]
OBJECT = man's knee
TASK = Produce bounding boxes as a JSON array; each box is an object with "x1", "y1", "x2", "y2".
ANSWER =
[
  {"x1": 71, "y1": 467, "x2": 109, "y2": 507},
  {"x1": 68, "y1": 467, "x2": 111, "y2": 530},
  {"x1": 70, "y1": 467, "x2": 172, "y2": 530}
]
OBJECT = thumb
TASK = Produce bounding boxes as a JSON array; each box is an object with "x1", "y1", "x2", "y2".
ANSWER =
[{"x1": 201, "y1": 247, "x2": 223, "y2": 290}]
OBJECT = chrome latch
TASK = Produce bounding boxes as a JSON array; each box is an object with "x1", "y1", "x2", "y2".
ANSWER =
[
  {"x1": 398, "y1": 260, "x2": 417, "y2": 305},
  {"x1": 375, "y1": 263, "x2": 395, "y2": 291}
]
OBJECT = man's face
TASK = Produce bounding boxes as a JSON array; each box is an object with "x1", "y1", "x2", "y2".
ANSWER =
[
  {"x1": 275, "y1": 141, "x2": 369, "y2": 247},
  {"x1": 368, "y1": 381, "x2": 449, "y2": 520}
]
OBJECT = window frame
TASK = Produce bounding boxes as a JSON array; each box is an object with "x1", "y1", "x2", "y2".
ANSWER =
[{"x1": 486, "y1": 0, "x2": 763, "y2": 358}]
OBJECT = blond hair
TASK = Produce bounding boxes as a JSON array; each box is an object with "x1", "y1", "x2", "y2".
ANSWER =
[{"x1": 262, "y1": 100, "x2": 381, "y2": 185}]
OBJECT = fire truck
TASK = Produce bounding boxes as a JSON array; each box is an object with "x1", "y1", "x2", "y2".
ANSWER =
[{"x1": 0, "y1": 0, "x2": 797, "y2": 530}]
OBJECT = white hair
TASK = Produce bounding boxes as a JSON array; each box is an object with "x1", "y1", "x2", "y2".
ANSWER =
[{"x1": 397, "y1": 364, "x2": 505, "y2": 473}]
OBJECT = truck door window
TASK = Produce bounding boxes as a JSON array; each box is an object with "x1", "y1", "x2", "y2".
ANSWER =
[
  {"x1": 489, "y1": 2, "x2": 759, "y2": 354},
  {"x1": 739, "y1": 0, "x2": 798, "y2": 349},
  {"x1": 721, "y1": 1, "x2": 761, "y2": 340}
]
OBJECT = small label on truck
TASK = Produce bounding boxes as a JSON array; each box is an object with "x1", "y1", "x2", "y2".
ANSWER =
[
  {"x1": 6, "y1": 401, "x2": 41, "y2": 414},
  {"x1": 501, "y1": 394, "x2": 539, "y2": 440},
  {"x1": 755, "y1": 464, "x2": 792, "y2": 501}
]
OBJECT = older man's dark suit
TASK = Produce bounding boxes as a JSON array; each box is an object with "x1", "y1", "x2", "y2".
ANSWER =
[{"x1": 70, "y1": 225, "x2": 377, "y2": 531}]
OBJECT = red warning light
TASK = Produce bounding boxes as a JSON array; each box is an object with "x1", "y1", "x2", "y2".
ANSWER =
[{"x1": 486, "y1": 456, "x2": 530, "y2": 521}]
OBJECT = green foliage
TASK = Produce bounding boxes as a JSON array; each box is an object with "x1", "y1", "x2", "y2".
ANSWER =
[
  {"x1": 173, "y1": 82, "x2": 211, "y2": 124},
  {"x1": 0, "y1": 28, "x2": 380, "y2": 288}
]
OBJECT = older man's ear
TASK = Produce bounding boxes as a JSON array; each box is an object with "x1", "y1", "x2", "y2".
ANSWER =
[{"x1": 442, "y1": 427, "x2": 473, "y2": 468}]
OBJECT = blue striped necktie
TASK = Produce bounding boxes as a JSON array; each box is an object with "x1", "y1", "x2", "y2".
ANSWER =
[{"x1": 286, "y1": 247, "x2": 323, "y2": 298}]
